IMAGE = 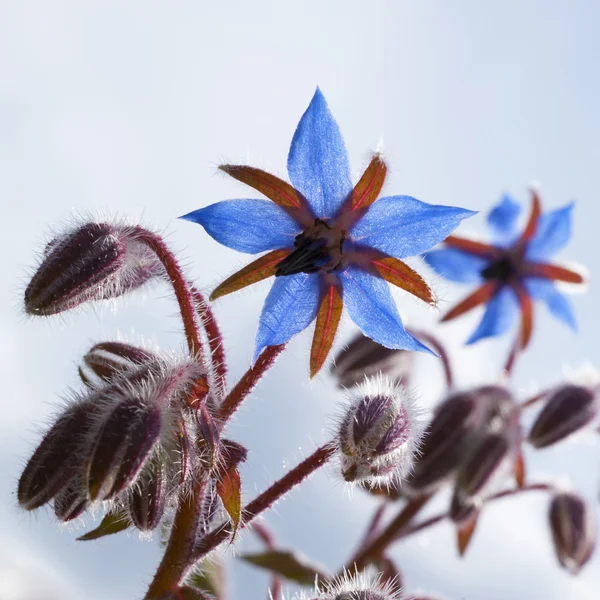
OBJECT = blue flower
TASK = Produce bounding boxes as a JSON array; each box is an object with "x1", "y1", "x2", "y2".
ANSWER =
[
  {"x1": 424, "y1": 192, "x2": 586, "y2": 347},
  {"x1": 181, "y1": 88, "x2": 474, "y2": 375}
]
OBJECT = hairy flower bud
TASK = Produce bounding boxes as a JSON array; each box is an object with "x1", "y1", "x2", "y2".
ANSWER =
[
  {"x1": 54, "y1": 482, "x2": 91, "y2": 522},
  {"x1": 79, "y1": 341, "x2": 157, "y2": 387},
  {"x1": 549, "y1": 492, "x2": 596, "y2": 574},
  {"x1": 129, "y1": 460, "x2": 168, "y2": 532},
  {"x1": 337, "y1": 375, "x2": 423, "y2": 485},
  {"x1": 308, "y1": 572, "x2": 402, "y2": 600},
  {"x1": 528, "y1": 385, "x2": 597, "y2": 449},
  {"x1": 450, "y1": 432, "x2": 511, "y2": 523},
  {"x1": 331, "y1": 333, "x2": 414, "y2": 388},
  {"x1": 25, "y1": 221, "x2": 162, "y2": 316}
]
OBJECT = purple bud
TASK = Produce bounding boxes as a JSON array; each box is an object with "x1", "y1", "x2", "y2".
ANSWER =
[
  {"x1": 549, "y1": 492, "x2": 596, "y2": 574},
  {"x1": 197, "y1": 404, "x2": 220, "y2": 470},
  {"x1": 529, "y1": 385, "x2": 597, "y2": 449},
  {"x1": 18, "y1": 402, "x2": 94, "y2": 510},
  {"x1": 85, "y1": 397, "x2": 163, "y2": 501},
  {"x1": 25, "y1": 221, "x2": 162, "y2": 316},
  {"x1": 331, "y1": 334, "x2": 414, "y2": 389},
  {"x1": 54, "y1": 482, "x2": 90, "y2": 522},
  {"x1": 450, "y1": 433, "x2": 511, "y2": 523},
  {"x1": 315, "y1": 572, "x2": 401, "y2": 600},
  {"x1": 129, "y1": 460, "x2": 168, "y2": 532},
  {"x1": 337, "y1": 375, "x2": 423, "y2": 485},
  {"x1": 79, "y1": 341, "x2": 157, "y2": 387}
]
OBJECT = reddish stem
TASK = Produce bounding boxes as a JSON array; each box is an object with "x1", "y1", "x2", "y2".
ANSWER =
[
  {"x1": 133, "y1": 227, "x2": 204, "y2": 361},
  {"x1": 218, "y1": 344, "x2": 286, "y2": 422},
  {"x1": 395, "y1": 483, "x2": 555, "y2": 541},
  {"x1": 188, "y1": 444, "x2": 336, "y2": 572},
  {"x1": 356, "y1": 501, "x2": 388, "y2": 551},
  {"x1": 191, "y1": 287, "x2": 227, "y2": 390},
  {"x1": 407, "y1": 328, "x2": 453, "y2": 388},
  {"x1": 519, "y1": 389, "x2": 550, "y2": 410},
  {"x1": 342, "y1": 494, "x2": 432, "y2": 575},
  {"x1": 145, "y1": 476, "x2": 210, "y2": 599},
  {"x1": 251, "y1": 522, "x2": 282, "y2": 600}
]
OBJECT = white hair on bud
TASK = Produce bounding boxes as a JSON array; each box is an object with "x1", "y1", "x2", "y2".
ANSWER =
[{"x1": 334, "y1": 373, "x2": 425, "y2": 488}]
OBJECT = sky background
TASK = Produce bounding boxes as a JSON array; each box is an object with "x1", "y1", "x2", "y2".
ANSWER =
[{"x1": 1, "y1": 1, "x2": 600, "y2": 599}]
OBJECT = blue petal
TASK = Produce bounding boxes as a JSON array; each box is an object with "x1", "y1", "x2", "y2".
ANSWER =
[
  {"x1": 287, "y1": 88, "x2": 352, "y2": 220},
  {"x1": 526, "y1": 202, "x2": 574, "y2": 262},
  {"x1": 254, "y1": 273, "x2": 321, "y2": 360},
  {"x1": 180, "y1": 199, "x2": 300, "y2": 254},
  {"x1": 338, "y1": 266, "x2": 434, "y2": 354},
  {"x1": 525, "y1": 277, "x2": 577, "y2": 330},
  {"x1": 487, "y1": 194, "x2": 521, "y2": 246},
  {"x1": 466, "y1": 286, "x2": 520, "y2": 344},
  {"x1": 350, "y1": 196, "x2": 476, "y2": 258},
  {"x1": 423, "y1": 248, "x2": 488, "y2": 283}
]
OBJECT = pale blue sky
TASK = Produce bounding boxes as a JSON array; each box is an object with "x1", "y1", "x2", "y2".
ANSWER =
[{"x1": 1, "y1": 1, "x2": 599, "y2": 599}]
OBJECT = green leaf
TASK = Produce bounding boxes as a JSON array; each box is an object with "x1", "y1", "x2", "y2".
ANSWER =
[
  {"x1": 240, "y1": 550, "x2": 329, "y2": 585},
  {"x1": 77, "y1": 510, "x2": 131, "y2": 541}
]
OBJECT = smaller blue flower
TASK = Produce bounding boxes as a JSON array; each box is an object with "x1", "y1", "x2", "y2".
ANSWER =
[
  {"x1": 181, "y1": 88, "x2": 475, "y2": 375},
  {"x1": 424, "y1": 191, "x2": 586, "y2": 347}
]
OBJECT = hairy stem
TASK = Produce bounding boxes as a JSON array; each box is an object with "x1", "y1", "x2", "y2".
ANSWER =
[
  {"x1": 218, "y1": 344, "x2": 286, "y2": 422},
  {"x1": 145, "y1": 476, "x2": 210, "y2": 599},
  {"x1": 251, "y1": 522, "x2": 282, "y2": 600},
  {"x1": 133, "y1": 227, "x2": 205, "y2": 361},
  {"x1": 342, "y1": 494, "x2": 432, "y2": 575},
  {"x1": 187, "y1": 444, "x2": 336, "y2": 574}
]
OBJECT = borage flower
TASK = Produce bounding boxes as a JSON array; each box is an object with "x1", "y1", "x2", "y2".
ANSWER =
[
  {"x1": 182, "y1": 89, "x2": 474, "y2": 375},
  {"x1": 424, "y1": 191, "x2": 586, "y2": 347}
]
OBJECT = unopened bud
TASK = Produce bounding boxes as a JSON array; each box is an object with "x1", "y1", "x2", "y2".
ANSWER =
[
  {"x1": 25, "y1": 221, "x2": 162, "y2": 316},
  {"x1": 331, "y1": 333, "x2": 413, "y2": 388},
  {"x1": 54, "y1": 482, "x2": 90, "y2": 522},
  {"x1": 549, "y1": 492, "x2": 596, "y2": 574},
  {"x1": 337, "y1": 375, "x2": 423, "y2": 485},
  {"x1": 129, "y1": 460, "x2": 168, "y2": 532},
  {"x1": 529, "y1": 385, "x2": 597, "y2": 449},
  {"x1": 450, "y1": 432, "x2": 511, "y2": 523},
  {"x1": 79, "y1": 341, "x2": 157, "y2": 387},
  {"x1": 313, "y1": 572, "x2": 401, "y2": 600}
]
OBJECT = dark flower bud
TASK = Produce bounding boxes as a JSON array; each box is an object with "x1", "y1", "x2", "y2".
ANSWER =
[
  {"x1": 549, "y1": 492, "x2": 596, "y2": 574},
  {"x1": 54, "y1": 482, "x2": 90, "y2": 522},
  {"x1": 450, "y1": 432, "x2": 511, "y2": 523},
  {"x1": 337, "y1": 375, "x2": 423, "y2": 486},
  {"x1": 25, "y1": 221, "x2": 162, "y2": 316},
  {"x1": 129, "y1": 460, "x2": 168, "y2": 532},
  {"x1": 153, "y1": 589, "x2": 215, "y2": 600},
  {"x1": 313, "y1": 572, "x2": 401, "y2": 600},
  {"x1": 79, "y1": 341, "x2": 157, "y2": 387},
  {"x1": 529, "y1": 385, "x2": 597, "y2": 449},
  {"x1": 85, "y1": 397, "x2": 163, "y2": 501},
  {"x1": 331, "y1": 333, "x2": 413, "y2": 388},
  {"x1": 196, "y1": 404, "x2": 220, "y2": 470},
  {"x1": 18, "y1": 402, "x2": 94, "y2": 510}
]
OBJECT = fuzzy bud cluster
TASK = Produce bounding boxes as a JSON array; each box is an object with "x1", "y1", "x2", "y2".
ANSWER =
[
  {"x1": 336, "y1": 375, "x2": 423, "y2": 486},
  {"x1": 24, "y1": 221, "x2": 163, "y2": 316},
  {"x1": 292, "y1": 572, "x2": 402, "y2": 600},
  {"x1": 18, "y1": 351, "x2": 209, "y2": 532}
]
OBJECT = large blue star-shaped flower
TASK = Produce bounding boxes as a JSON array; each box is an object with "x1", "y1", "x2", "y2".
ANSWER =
[
  {"x1": 424, "y1": 191, "x2": 586, "y2": 347},
  {"x1": 181, "y1": 88, "x2": 474, "y2": 375}
]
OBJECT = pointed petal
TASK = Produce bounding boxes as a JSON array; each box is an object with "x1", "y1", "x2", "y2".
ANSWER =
[
  {"x1": 338, "y1": 266, "x2": 434, "y2": 354},
  {"x1": 524, "y1": 277, "x2": 577, "y2": 330},
  {"x1": 441, "y1": 281, "x2": 499, "y2": 322},
  {"x1": 254, "y1": 273, "x2": 321, "y2": 360},
  {"x1": 351, "y1": 195, "x2": 476, "y2": 259},
  {"x1": 522, "y1": 261, "x2": 585, "y2": 284},
  {"x1": 443, "y1": 235, "x2": 501, "y2": 258},
  {"x1": 287, "y1": 88, "x2": 352, "y2": 219},
  {"x1": 514, "y1": 448, "x2": 526, "y2": 488},
  {"x1": 310, "y1": 284, "x2": 343, "y2": 378},
  {"x1": 457, "y1": 513, "x2": 479, "y2": 556},
  {"x1": 371, "y1": 256, "x2": 435, "y2": 305},
  {"x1": 180, "y1": 199, "x2": 300, "y2": 254},
  {"x1": 423, "y1": 248, "x2": 488, "y2": 283},
  {"x1": 211, "y1": 250, "x2": 290, "y2": 300},
  {"x1": 218, "y1": 165, "x2": 312, "y2": 225},
  {"x1": 487, "y1": 194, "x2": 521, "y2": 245},
  {"x1": 513, "y1": 282, "x2": 534, "y2": 349},
  {"x1": 466, "y1": 286, "x2": 520, "y2": 345},
  {"x1": 349, "y1": 154, "x2": 387, "y2": 212},
  {"x1": 526, "y1": 202, "x2": 575, "y2": 261}
]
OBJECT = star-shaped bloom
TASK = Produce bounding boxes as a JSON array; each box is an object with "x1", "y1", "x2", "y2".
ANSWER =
[
  {"x1": 424, "y1": 191, "x2": 586, "y2": 347},
  {"x1": 181, "y1": 89, "x2": 474, "y2": 375}
]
